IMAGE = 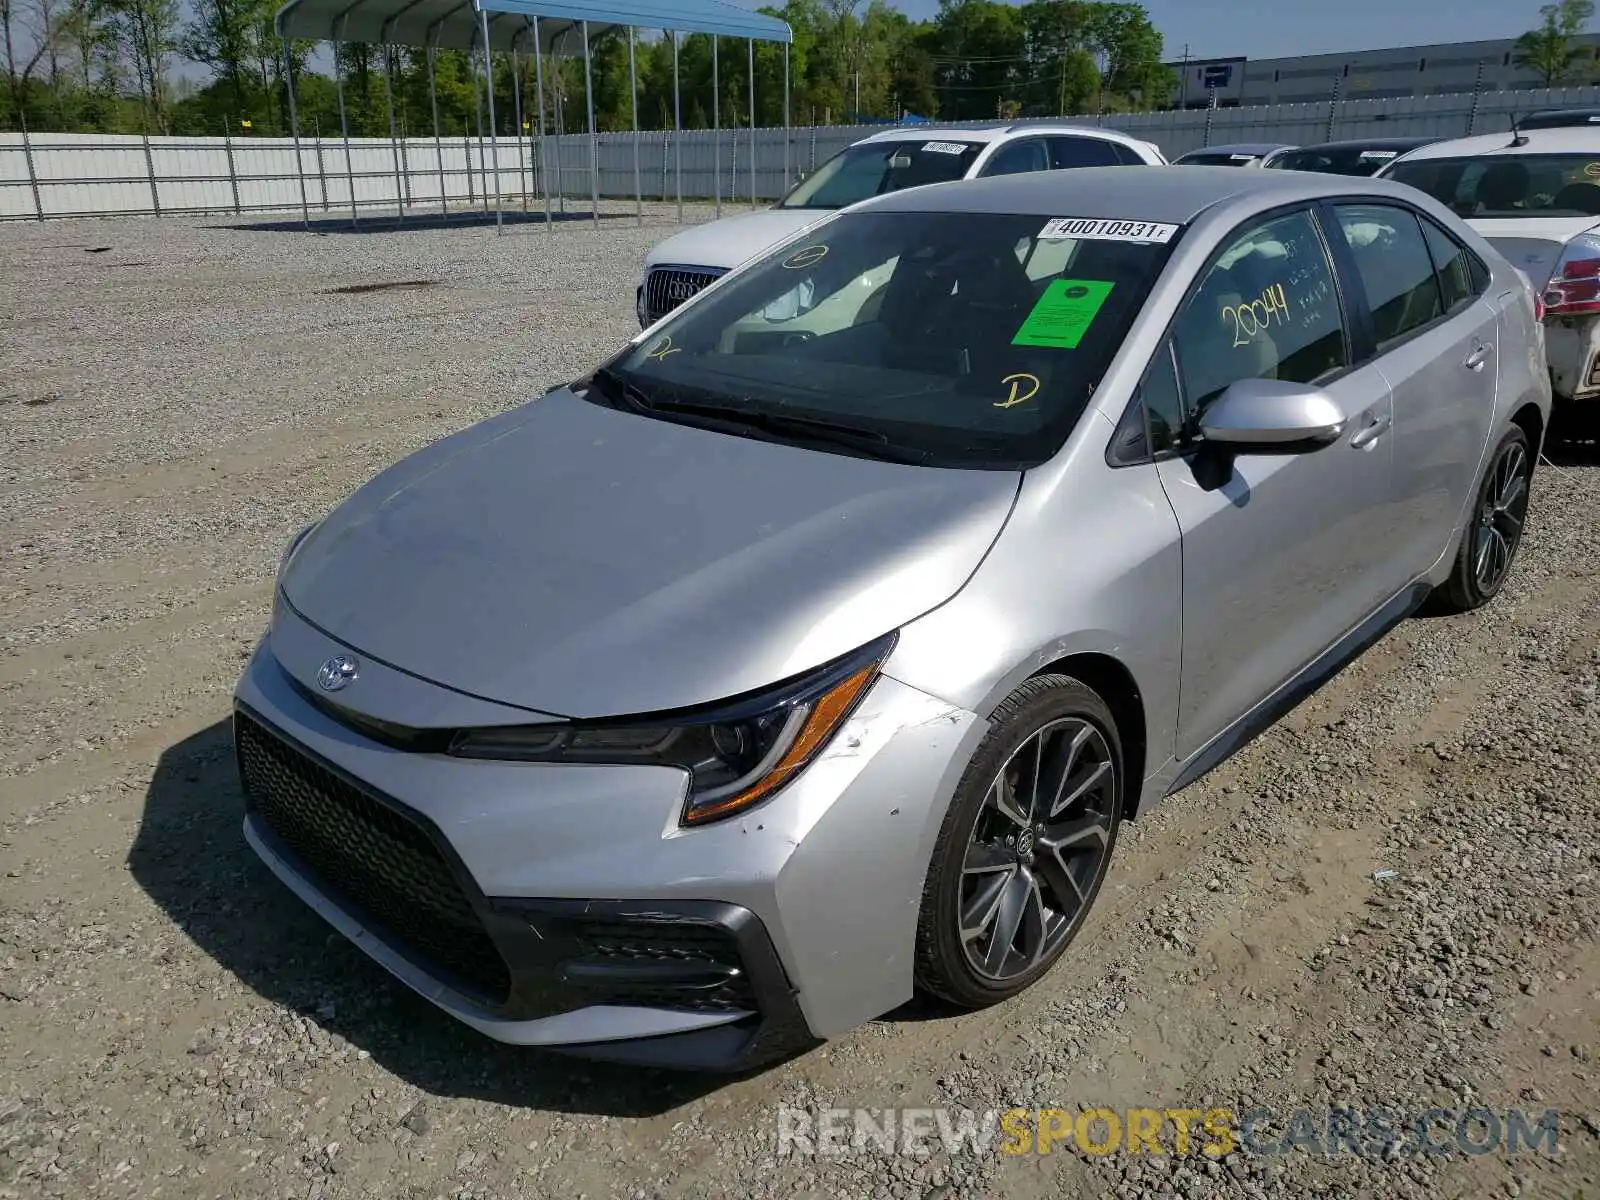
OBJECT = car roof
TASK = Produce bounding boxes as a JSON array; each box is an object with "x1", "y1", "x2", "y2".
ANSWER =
[
  {"x1": 860, "y1": 164, "x2": 1425, "y2": 222},
  {"x1": 1392, "y1": 126, "x2": 1600, "y2": 161},
  {"x1": 1284, "y1": 136, "x2": 1438, "y2": 153},
  {"x1": 854, "y1": 121, "x2": 1155, "y2": 150}
]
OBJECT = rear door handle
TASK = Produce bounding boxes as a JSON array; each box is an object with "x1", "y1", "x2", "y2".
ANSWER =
[
  {"x1": 1465, "y1": 342, "x2": 1493, "y2": 370},
  {"x1": 1349, "y1": 409, "x2": 1392, "y2": 449}
]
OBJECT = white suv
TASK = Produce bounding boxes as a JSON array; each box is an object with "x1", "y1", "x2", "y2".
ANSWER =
[
  {"x1": 1380, "y1": 119, "x2": 1600, "y2": 429},
  {"x1": 636, "y1": 120, "x2": 1167, "y2": 328}
]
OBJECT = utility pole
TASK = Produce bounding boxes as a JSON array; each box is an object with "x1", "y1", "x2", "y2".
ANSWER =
[{"x1": 1180, "y1": 43, "x2": 1191, "y2": 108}]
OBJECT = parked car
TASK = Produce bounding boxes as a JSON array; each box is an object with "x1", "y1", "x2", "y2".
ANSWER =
[
  {"x1": 1173, "y1": 142, "x2": 1296, "y2": 167},
  {"x1": 1266, "y1": 136, "x2": 1440, "y2": 176},
  {"x1": 1510, "y1": 106, "x2": 1600, "y2": 131},
  {"x1": 237, "y1": 166, "x2": 1548, "y2": 1071},
  {"x1": 1378, "y1": 125, "x2": 1600, "y2": 429},
  {"x1": 635, "y1": 120, "x2": 1167, "y2": 328}
]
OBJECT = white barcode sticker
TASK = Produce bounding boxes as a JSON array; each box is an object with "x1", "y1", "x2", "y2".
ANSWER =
[
  {"x1": 1359, "y1": 149, "x2": 1399, "y2": 160},
  {"x1": 1038, "y1": 217, "x2": 1179, "y2": 244},
  {"x1": 922, "y1": 141, "x2": 969, "y2": 155},
  {"x1": 1230, "y1": 153, "x2": 1257, "y2": 161}
]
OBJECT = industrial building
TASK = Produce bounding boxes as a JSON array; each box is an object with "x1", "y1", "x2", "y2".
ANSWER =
[{"x1": 1168, "y1": 35, "x2": 1600, "y2": 108}]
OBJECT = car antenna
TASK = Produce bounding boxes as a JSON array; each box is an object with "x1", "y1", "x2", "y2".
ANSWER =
[{"x1": 1509, "y1": 114, "x2": 1530, "y2": 148}]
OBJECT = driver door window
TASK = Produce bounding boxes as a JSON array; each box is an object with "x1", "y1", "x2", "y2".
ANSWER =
[
  {"x1": 981, "y1": 138, "x2": 1049, "y2": 177},
  {"x1": 1168, "y1": 206, "x2": 1348, "y2": 447}
]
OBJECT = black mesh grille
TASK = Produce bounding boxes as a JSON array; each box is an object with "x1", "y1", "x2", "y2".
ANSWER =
[
  {"x1": 571, "y1": 919, "x2": 757, "y2": 1013},
  {"x1": 236, "y1": 713, "x2": 512, "y2": 1006},
  {"x1": 644, "y1": 267, "x2": 724, "y2": 324}
]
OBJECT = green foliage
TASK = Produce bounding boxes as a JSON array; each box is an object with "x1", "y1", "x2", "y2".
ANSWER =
[
  {"x1": 1513, "y1": 0, "x2": 1596, "y2": 85},
  {"x1": 2, "y1": 0, "x2": 1174, "y2": 133}
]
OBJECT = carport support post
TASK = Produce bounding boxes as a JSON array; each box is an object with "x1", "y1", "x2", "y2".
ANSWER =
[
  {"x1": 629, "y1": 26, "x2": 641, "y2": 224},
  {"x1": 512, "y1": 47, "x2": 528, "y2": 212},
  {"x1": 222, "y1": 119, "x2": 241, "y2": 214},
  {"x1": 384, "y1": 47, "x2": 405, "y2": 222},
  {"x1": 480, "y1": 7, "x2": 504, "y2": 234},
  {"x1": 712, "y1": 37, "x2": 721, "y2": 218},
  {"x1": 18, "y1": 111, "x2": 42, "y2": 221},
  {"x1": 748, "y1": 38, "x2": 755, "y2": 208},
  {"x1": 282, "y1": 46, "x2": 310, "y2": 230},
  {"x1": 334, "y1": 25, "x2": 358, "y2": 227},
  {"x1": 783, "y1": 43, "x2": 790, "y2": 192},
  {"x1": 427, "y1": 42, "x2": 448, "y2": 218},
  {"x1": 532, "y1": 15, "x2": 552, "y2": 231},
  {"x1": 473, "y1": 47, "x2": 488, "y2": 217},
  {"x1": 140, "y1": 130, "x2": 161, "y2": 217},
  {"x1": 673, "y1": 31, "x2": 683, "y2": 223},
  {"x1": 582, "y1": 20, "x2": 599, "y2": 227}
]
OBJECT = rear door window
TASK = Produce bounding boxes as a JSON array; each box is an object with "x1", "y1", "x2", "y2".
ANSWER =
[
  {"x1": 1047, "y1": 137, "x2": 1125, "y2": 169},
  {"x1": 981, "y1": 138, "x2": 1051, "y2": 177},
  {"x1": 1334, "y1": 204, "x2": 1444, "y2": 350}
]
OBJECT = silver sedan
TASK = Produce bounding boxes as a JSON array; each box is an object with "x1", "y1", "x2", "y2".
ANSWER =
[{"x1": 234, "y1": 166, "x2": 1549, "y2": 1071}]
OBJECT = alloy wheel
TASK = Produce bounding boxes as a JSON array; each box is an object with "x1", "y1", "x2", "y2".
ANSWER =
[
  {"x1": 958, "y1": 717, "x2": 1117, "y2": 982},
  {"x1": 1473, "y1": 440, "x2": 1530, "y2": 594}
]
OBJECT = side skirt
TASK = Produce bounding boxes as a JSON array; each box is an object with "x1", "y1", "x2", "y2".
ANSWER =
[{"x1": 1165, "y1": 580, "x2": 1433, "y2": 797}]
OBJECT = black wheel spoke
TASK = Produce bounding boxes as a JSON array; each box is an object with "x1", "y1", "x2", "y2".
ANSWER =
[
  {"x1": 960, "y1": 868, "x2": 1012, "y2": 945},
  {"x1": 1048, "y1": 759, "x2": 1111, "y2": 822},
  {"x1": 1033, "y1": 846, "x2": 1086, "y2": 925},
  {"x1": 981, "y1": 870, "x2": 1032, "y2": 974},
  {"x1": 989, "y1": 773, "x2": 1029, "y2": 830},
  {"x1": 963, "y1": 840, "x2": 1014, "y2": 878}
]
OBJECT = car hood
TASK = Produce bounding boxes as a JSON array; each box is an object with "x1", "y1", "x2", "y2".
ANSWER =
[
  {"x1": 1471, "y1": 215, "x2": 1600, "y2": 291},
  {"x1": 642, "y1": 208, "x2": 830, "y2": 273},
  {"x1": 280, "y1": 390, "x2": 1020, "y2": 719}
]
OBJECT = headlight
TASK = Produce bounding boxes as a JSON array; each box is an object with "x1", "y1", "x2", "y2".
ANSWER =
[{"x1": 448, "y1": 632, "x2": 896, "y2": 826}]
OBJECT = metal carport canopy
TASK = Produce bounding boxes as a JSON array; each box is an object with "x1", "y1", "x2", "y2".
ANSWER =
[{"x1": 275, "y1": 0, "x2": 793, "y2": 51}]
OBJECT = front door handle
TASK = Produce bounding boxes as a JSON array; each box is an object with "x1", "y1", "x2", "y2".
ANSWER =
[
  {"x1": 1465, "y1": 342, "x2": 1493, "y2": 371},
  {"x1": 1349, "y1": 409, "x2": 1392, "y2": 449}
]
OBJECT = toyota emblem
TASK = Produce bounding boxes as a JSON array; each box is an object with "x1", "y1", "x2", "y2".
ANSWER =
[{"x1": 316, "y1": 654, "x2": 359, "y2": 693}]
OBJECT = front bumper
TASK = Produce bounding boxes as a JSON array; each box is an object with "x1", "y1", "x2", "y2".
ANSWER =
[{"x1": 231, "y1": 627, "x2": 984, "y2": 1069}]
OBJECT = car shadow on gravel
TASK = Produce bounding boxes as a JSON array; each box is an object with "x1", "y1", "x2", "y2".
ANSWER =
[{"x1": 128, "y1": 720, "x2": 727, "y2": 1116}]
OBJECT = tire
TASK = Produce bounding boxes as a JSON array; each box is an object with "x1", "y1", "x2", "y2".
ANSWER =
[
  {"x1": 1429, "y1": 426, "x2": 1533, "y2": 615},
  {"x1": 914, "y1": 674, "x2": 1124, "y2": 1010}
]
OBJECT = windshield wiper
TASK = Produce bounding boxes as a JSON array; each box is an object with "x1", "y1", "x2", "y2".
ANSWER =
[{"x1": 642, "y1": 395, "x2": 932, "y2": 464}]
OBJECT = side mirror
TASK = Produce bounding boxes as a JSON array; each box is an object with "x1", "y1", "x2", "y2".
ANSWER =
[{"x1": 1197, "y1": 377, "x2": 1346, "y2": 452}]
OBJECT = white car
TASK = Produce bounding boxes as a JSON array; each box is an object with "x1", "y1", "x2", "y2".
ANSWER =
[
  {"x1": 636, "y1": 120, "x2": 1167, "y2": 328},
  {"x1": 1381, "y1": 120, "x2": 1600, "y2": 429}
]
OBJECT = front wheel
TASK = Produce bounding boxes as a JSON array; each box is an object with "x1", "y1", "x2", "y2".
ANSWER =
[
  {"x1": 914, "y1": 674, "x2": 1124, "y2": 1010},
  {"x1": 1430, "y1": 426, "x2": 1533, "y2": 614}
]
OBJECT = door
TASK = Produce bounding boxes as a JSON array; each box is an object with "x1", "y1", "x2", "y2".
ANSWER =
[
  {"x1": 1329, "y1": 203, "x2": 1499, "y2": 581},
  {"x1": 1150, "y1": 205, "x2": 1399, "y2": 758}
]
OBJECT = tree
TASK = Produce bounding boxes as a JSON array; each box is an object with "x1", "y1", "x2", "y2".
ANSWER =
[{"x1": 1513, "y1": 0, "x2": 1596, "y2": 86}]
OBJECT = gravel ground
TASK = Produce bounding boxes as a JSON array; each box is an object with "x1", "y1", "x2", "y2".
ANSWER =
[{"x1": 1, "y1": 209, "x2": 1598, "y2": 1200}]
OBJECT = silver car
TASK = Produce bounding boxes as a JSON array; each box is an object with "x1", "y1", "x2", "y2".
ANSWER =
[{"x1": 235, "y1": 167, "x2": 1549, "y2": 1071}]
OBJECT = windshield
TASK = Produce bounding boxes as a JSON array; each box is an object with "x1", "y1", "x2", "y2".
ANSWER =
[
  {"x1": 1382, "y1": 153, "x2": 1600, "y2": 219},
  {"x1": 594, "y1": 210, "x2": 1179, "y2": 469},
  {"x1": 778, "y1": 140, "x2": 983, "y2": 210},
  {"x1": 1268, "y1": 146, "x2": 1409, "y2": 176}
]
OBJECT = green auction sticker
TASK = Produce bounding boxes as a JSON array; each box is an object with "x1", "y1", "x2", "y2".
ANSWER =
[{"x1": 1012, "y1": 279, "x2": 1115, "y2": 349}]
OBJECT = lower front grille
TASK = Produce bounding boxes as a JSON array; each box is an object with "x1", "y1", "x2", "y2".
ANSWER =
[
  {"x1": 644, "y1": 266, "x2": 725, "y2": 324},
  {"x1": 235, "y1": 713, "x2": 512, "y2": 1006},
  {"x1": 566, "y1": 918, "x2": 758, "y2": 1013}
]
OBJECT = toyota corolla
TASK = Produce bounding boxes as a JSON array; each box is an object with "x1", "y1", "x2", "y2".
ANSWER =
[{"x1": 236, "y1": 167, "x2": 1548, "y2": 1071}]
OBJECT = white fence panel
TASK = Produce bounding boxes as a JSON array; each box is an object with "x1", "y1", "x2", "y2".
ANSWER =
[{"x1": 9, "y1": 84, "x2": 1600, "y2": 221}]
